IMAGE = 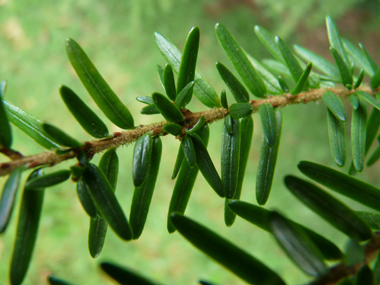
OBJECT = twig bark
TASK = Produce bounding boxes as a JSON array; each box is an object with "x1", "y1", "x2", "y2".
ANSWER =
[
  {"x1": 309, "y1": 231, "x2": 380, "y2": 285},
  {"x1": 0, "y1": 86, "x2": 373, "y2": 177}
]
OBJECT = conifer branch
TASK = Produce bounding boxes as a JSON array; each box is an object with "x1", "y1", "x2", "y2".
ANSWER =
[
  {"x1": 0, "y1": 86, "x2": 374, "y2": 177},
  {"x1": 310, "y1": 231, "x2": 380, "y2": 285}
]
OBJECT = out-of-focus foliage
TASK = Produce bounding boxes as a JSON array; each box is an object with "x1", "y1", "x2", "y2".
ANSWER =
[{"x1": 256, "y1": 0, "x2": 380, "y2": 38}]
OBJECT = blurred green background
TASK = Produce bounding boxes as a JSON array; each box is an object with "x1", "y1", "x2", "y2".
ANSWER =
[{"x1": 1, "y1": 0, "x2": 380, "y2": 284}]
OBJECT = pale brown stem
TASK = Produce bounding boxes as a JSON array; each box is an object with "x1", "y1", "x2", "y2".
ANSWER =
[
  {"x1": 0, "y1": 147, "x2": 23, "y2": 160},
  {"x1": 0, "y1": 86, "x2": 374, "y2": 177},
  {"x1": 310, "y1": 231, "x2": 380, "y2": 285}
]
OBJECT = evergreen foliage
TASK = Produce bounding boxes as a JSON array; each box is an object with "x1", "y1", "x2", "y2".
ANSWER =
[{"x1": 1, "y1": 15, "x2": 380, "y2": 285}]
